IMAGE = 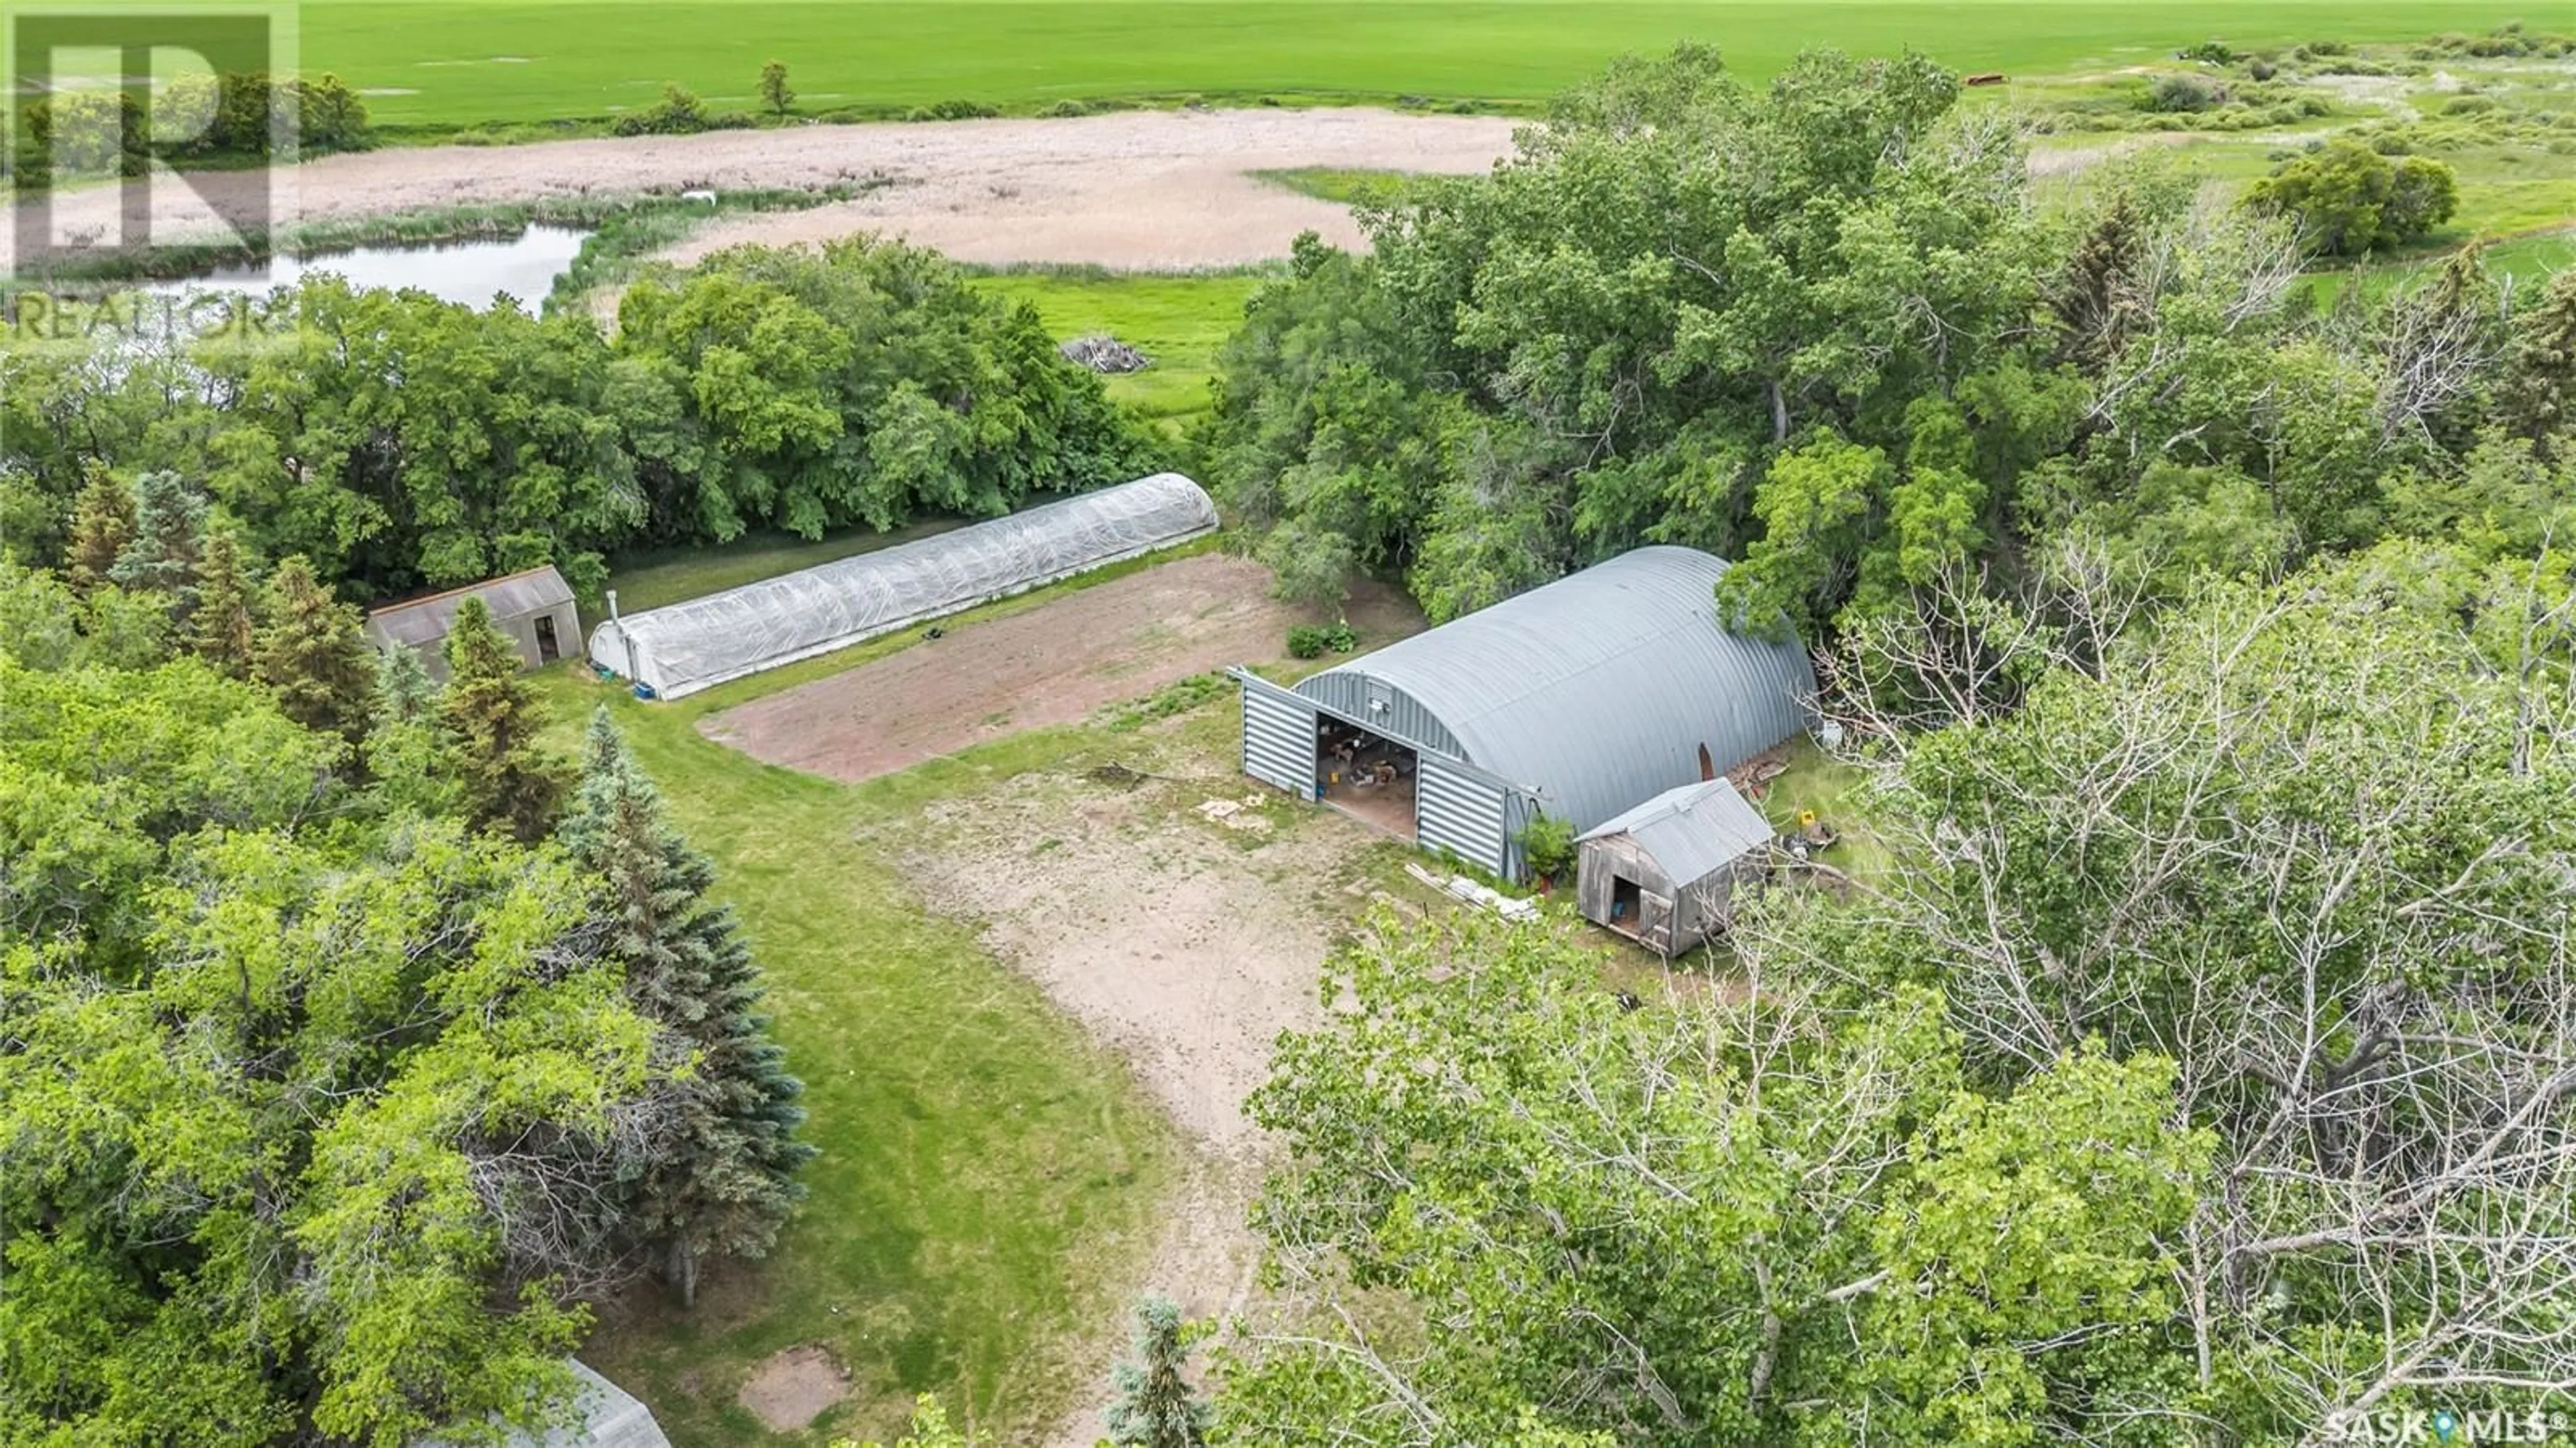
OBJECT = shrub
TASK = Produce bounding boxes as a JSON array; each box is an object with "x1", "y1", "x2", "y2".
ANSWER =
[
  {"x1": 1039, "y1": 99, "x2": 1097, "y2": 118},
  {"x1": 2245, "y1": 137, "x2": 2459, "y2": 256},
  {"x1": 2177, "y1": 40, "x2": 2239, "y2": 64},
  {"x1": 612, "y1": 83, "x2": 710, "y2": 137},
  {"x1": 1517, "y1": 813, "x2": 1577, "y2": 883},
  {"x1": 2149, "y1": 73, "x2": 2226, "y2": 113},
  {"x1": 1285, "y1": 620, "x2": 1358, "y2": 659},
  {"x1": 20, "y1": 91, "x2": 140, "y2": 174},
  {"x1": 2443, "y1": 94, "x2": 2500, "y2": 116},
  {"x1": 2249, "y1": 60, "x2": 2277, "y2": 81},
  {"x1": 759, "y1": 60, "x2": 794, "y2": 117},
  {"x1": 904, "y1": 99, "x2": 998, "y2": 121}
]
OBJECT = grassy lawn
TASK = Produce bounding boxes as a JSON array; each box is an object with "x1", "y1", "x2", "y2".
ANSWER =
[
  {"x1": 547, "y1": 585, "x2": 1195, "y2": 1445},
  {"x1": 966, "y1": 270, "x2": 1267, "y2": 429},
  {"x1": 252, "y1": 2, "x2": 2546, "y2": 132}
]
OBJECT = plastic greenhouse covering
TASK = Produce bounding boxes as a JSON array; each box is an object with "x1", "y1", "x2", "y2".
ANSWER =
[{"x1": 588, "y1": 472, "x2": 1218, "y2": 700}]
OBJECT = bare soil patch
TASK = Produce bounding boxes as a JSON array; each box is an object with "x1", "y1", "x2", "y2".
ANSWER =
[
  {"x1": 888, "y1": 761, "x2": 1395, "y2": 1445},
  {"x1": 7, "y1": 108, "x2": 1513, "y2": 272},
  {"x1": 738, "y1": 1343, "x2": 853, "y2": 1432},
  {"x1": 700, "y1": 553, "x2": 1415, "y2": 784}
]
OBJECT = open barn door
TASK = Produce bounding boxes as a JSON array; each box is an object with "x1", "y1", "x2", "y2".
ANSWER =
[{"x1": 1232, "y1": 670, "x2": 1318, "y2": 798}]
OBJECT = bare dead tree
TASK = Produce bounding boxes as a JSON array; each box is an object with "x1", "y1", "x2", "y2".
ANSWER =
[{"x1": 1752, "y1": 548, "x2": 2576, "y2": 1436}]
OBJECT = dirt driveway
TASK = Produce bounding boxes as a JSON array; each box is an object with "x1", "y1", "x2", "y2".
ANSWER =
[
  {"x1": 9, "y1": 107, "x2": 1514, "y2": 272},
  {"x1": 700, "y1": 552, "x2": 1415, "y2": 784},
  {"x1": 889, "y1": 758, "x2": 1405, "y2": 1447}
]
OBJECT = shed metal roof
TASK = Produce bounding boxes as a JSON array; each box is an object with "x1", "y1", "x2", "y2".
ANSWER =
[
  {"x1": 366, "y1": 565, "x2": 573, "y2": 649},
  {"x1": 1578, "y1": 776, "x2": 1774, "y2": 885},
  {"x1": 1293, "y1": 546, "x2": 1814, "y2": 832}
]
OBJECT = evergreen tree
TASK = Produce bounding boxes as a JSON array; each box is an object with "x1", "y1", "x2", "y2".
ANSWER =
[
  {"x1": 254, "y1": 554, "x2": 376, "y2": 745},
  {"x1": 107, "y1": 468, "x2": 208, "y2": 607},
  {"x1": 560, "y1": 708, "x2": 814, "y2": 1308},
  {"x1": 62, "y1": 466, "x2": 135, "y2": 595},
  {"x1": 2504, "y1": 266, "x2": 2576, "y2": 458},
  {"x1": 363, "y1": 643, "x2": 459, "y2": 818},
  {"x1": 186, "y1": 525, "x2": 258, "y2": 678},
  {"x1": 440, "y1": 596, "x2": 567, "y2": 840},
  {"x1": 1103, "y1": 1297, "x2": 1210, "y2": 1448}
]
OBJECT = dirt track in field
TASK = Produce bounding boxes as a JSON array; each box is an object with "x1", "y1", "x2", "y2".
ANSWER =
[
  {"x1": 698, "y1": 552, "x2": 1415, "y2": 783},
  {"x1": 7, "y1": 107, "x2": 1515, "y2": 272}
]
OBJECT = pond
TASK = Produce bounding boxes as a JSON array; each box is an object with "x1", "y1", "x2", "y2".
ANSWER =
[{"x1": 142, "y1": 223, "x2": 591, "y2": 312}]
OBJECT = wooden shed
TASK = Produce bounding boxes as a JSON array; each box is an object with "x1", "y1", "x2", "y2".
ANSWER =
[
  {"x1": 1574, "y1": 777, "x2": 1774, "y2": 956},
  {"x1": 364, "y1": 564, "x2": 580, "y2": 682}
]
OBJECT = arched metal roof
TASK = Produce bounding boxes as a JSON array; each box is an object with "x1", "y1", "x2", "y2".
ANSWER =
[{"x1": 1293, "y1": 547, "x2": 1814, "y2": 832}]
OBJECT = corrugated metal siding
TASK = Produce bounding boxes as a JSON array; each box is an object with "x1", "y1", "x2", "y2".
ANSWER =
[
  {"x1": 1416, "y1": 755, "x2": 1511, "y2": 876},
  {"x1": 365, "y1": 566, "x2": 578, "y2": 650},
  {"x1": 1234, "y1": 671, "x2": 1317, "y2": 797},
  {"x1": 1290, "y1": 672, "x2": 1465, "y2": 760},
  {"x1": 1295, "y1": 547, "x2": 1815, "y2": 833}
]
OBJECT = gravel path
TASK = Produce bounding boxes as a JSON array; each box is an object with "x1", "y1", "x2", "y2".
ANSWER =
[{"x1": 9, "y1": 107, "x2": 1516, "y2": 272}]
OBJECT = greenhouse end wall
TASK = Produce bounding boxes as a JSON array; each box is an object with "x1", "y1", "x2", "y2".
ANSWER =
[{"x1": 588, "y1": 472, "x2": 1218, "y2": 700}]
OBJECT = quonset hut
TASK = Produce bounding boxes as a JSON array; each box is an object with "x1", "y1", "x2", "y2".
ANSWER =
[
  {"x1": 1234, "y1": 546, "x2": 1813, "y2": 879},
  {"x1": 588, "y1": 473, "x2": 1217, "y2": 700}
]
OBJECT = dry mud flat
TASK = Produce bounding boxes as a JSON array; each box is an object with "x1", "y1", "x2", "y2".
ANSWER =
[{"x1": 8, "y1": 107, "x2": 1517, "y2": 272}]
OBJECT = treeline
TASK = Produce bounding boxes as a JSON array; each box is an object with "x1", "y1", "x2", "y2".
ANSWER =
[
  {"x1": 0, "y1": 501, "x2": 813, "y2": 1439},
  {"x1": 9, "y1": 71, "x2": 370, "y2": 179},
  {"x1": 1, "y1": 239, "x2": 1167, "y2": 603},
  {"x1": 1225, "y1": 537, "x2": 2576, "y2": 1444},
  {"x1": 1201, "y1": 46, "x2": 2576, "y2": 637}
]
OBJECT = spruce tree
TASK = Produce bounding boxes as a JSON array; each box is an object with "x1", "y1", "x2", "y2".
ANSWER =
[
  {"x1": 363, "y1": 644, "x2": 459, "y2": 818},
  {"x1": 107, "y1": 468, "x2": 209, "y2": 608},
  {"x1": 62, "y1": 467, "x2": 136, "y2": 595},
  {"x1": 1103, "y1": 1296, "x2": 1210, "y2": 1448},
  {"x1": 2504, "y1": 266, "x2": 2576, "y2": 458},
  {"x1": 440, "y1": 596, "x2": 567, "y2": 841},
  {"x1": 254, "y1": 554, "x2": 377, "y2": 745},
  {"x1": 188, "y1": 526, "x2": 259, "y2": 678},
  {"x1": 560, "y1": 708, "x2": 814, "y2": 1308}
]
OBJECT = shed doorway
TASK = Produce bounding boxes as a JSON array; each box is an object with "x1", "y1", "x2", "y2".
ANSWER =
[
  {"x1": 1314, "y1": 714, "x2": 1417, "y2": 841},
  {"x1": 534, "y1": 614, "x2": 561, "y2": 664},
  {"x1": 1607, "y1": 874, "x2": 1644, "y2": 938}
]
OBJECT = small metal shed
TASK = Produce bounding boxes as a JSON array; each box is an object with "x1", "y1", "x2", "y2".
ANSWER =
[
  {"x1": 1574, "y1": 777, "x2": 1774, "y2": 955},
  {"x1": 364, "y1": 565, "x2": 580, "y2": 683}
]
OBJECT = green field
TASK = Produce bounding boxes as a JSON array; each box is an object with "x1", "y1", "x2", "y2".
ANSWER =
[
  {"x1": 551, "y1": 577, "x2": 1201, "y2": 1445},
  {"x1": 967, "y1": 269, "x2": 1265, "y2": 428},
  {"x1": 288, "y1": 2, "x2": 2545, "y2": 130}
]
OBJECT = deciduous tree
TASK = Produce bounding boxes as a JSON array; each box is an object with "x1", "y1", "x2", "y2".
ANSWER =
[{"x1": 759, "y1": 59, "x2": 795, "y2": 117}]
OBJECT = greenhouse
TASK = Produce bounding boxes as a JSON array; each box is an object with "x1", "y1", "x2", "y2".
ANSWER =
[{"x1": 589, "y1": 472, "x2": 1218, "y2": 700}]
